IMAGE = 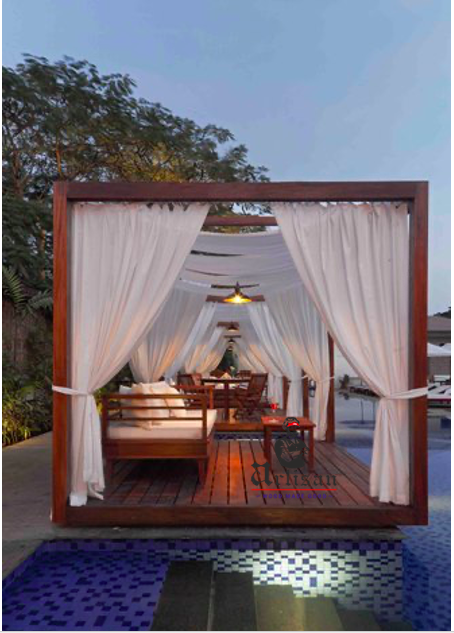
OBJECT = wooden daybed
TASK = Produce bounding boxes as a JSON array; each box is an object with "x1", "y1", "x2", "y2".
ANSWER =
[{"x1": 101, "y1": 385, "x2": 216, "y2": 484}]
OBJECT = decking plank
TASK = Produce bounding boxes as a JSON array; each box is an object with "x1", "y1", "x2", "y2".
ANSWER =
[
  {"x1": 211, "y1": 440, "x2": 229, "y2": 505},
  {"x1": 104, "y1": 460, "x2": 140, "y2": 502},
  {"x1": 250, "y1": 439, "x2": 284, "y2": 506},
  {"x1": 122, "y1": 463, "x2": 156, "y2": 506},
  {"x1": 311, "y1": 452, "x2": 357, "y2": 507},
  {"x1": 263, "y1": 439, "x2": 305, "y2": 507},
  {"x1": 317, "y1": 443, "x2": 378, "y2": 505},
  {"x1": 192, "y1": 441, "x2": 219, "y2": 506},
  {"x1": 229, "y1": 440, "x2": 247, "y2": 505},
  {"x1": 307, "y1": 449, "x2": 346, "y2": 507},
  {"x1": 81, "y1": 437, "x2": 405, "y2": 525},
  {"x1": 139, "y1": 461, "x2": 170, "y2": 505},
  {"x1": 174, "y1": 462, "x2": 199, "y2": 506},
  {"x1": 241, "y1": 441, "x2": 266, "y2": 506},
  {"x1": 338, "y1": 448, "x2": 374, "y2": 485},
  {"x1": 157, "y1": 461, "x2": 185, "y2": 506},
  {"x1": 108, "y1": 462, "x2": 143, "y2": 504}
]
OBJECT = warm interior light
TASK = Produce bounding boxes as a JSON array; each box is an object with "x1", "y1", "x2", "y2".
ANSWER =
[
  {"x1": 223, "y1": 283, "x2": 252, "y2": 304},
  {"x1": 227, "y1": 322, "x2": 239, "y2": 333}
]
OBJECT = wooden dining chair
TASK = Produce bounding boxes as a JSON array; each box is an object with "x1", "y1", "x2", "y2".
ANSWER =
[
  {"x1": 178, "y1": 373, "x2": 202, "y2": 386},
  {"x1": 232, "y1": 373, "x2": 268, "y2": 418}
]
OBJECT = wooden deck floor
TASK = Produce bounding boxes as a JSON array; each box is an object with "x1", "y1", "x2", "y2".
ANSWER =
[{"x1": 67, "y1": 438, "x2": 416, "y2": 527}]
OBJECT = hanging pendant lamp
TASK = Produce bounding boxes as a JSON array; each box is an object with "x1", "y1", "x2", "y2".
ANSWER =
[{"x1": 223, "y1": 282, "x2": 252, "y2": 304}]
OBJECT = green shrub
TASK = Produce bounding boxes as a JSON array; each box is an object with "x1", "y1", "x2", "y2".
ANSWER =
[{"x1": 2, "y1": 352, "x2": 52, "y2": 446}]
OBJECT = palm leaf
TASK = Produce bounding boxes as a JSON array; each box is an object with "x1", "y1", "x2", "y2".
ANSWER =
[
  {"x1": 2, "y1": 265, "x2": 26, "y2": 310},
  {"x1": 27, "y1": 291, "x2": 53, "y2": 314}
]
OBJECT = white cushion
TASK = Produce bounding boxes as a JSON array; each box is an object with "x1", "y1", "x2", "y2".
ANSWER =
[
  {"x1": 108, "y1": 409, "x2": 217, "y2": 440},
  {"x1": 128, "y1": 383, "x2": 169, "y2": 428},
  {"x1": 141, "y1": 380, "x2": 167, "y2": 390},
  {"x1": 119, "y1": 385, "x2": 132, "y2": 394},
  {"x1": 148, "y1": 382, "x2": 187, "y2": 418}
]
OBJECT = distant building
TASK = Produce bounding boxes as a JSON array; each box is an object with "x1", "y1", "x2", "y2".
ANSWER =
[
  {"x1": 428, "y1": 315, "x2": 451, "y2": 346},
  {"x1": 427, "y1": 315, "x2": 451, "y2": 378}
]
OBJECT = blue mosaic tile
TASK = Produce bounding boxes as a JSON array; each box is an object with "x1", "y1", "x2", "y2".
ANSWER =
[
  {"x1": 347, "y1": 413, "x2": 451, "y2": 631},
  {"x1": 3, "y1": 538, "x2": 405, "y2": 629},
  {"x1": 3, "y1": 550, "x2": 168, "y2": 631},
  {"x1": 401, "y1": 449, "x2": 451, "y2": 631}
]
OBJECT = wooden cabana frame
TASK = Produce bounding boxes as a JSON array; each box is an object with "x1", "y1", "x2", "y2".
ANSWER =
[{"x1": 53, "y1": 180, "x2": 428, "y2": 527}]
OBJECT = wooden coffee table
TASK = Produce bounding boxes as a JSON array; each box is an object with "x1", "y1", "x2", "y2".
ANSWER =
[{"x1": 262, "y1": 416, "x2": 316, "y2": 471}]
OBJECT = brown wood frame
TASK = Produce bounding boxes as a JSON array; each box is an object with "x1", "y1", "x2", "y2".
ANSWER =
[
  {"x1": 53, "y1": 180, "x2": 428, "y2": 527},
  {"x1": 326, "y1": 335, "x2": 335, "y2": 443}
]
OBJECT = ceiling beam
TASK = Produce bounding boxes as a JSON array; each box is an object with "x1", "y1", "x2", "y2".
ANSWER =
[
  {"x1": 217, "y1": 321, "x2": 240, "y2": 327},
  {"x1": 66, "y1": 180, "x2": 423, "y2": 202},
  {"x1": 203, "y1": 216, "x2": 276, "y2": 227}
]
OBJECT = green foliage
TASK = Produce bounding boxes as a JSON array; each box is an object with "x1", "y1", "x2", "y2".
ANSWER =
[
  {"x1": 2, "y1": 264, "x2": 25, "y2": 310},
  {"x1": 2, "y1": 293, "x2": 53, "y2": 446},
  {"x1": 2, "y1": 55, "x2": 268, "y2": 444},
  {"x1": 3, "y1": 54, "x2": 268, "y2": 290},
  {"x1": 2, "y1": 265, "x2": 53, "y2": 315},
  {"x1": 3, "y1": 55, "x2": 267, "y2": 197},
  {"x1": 27, "y1": 290, "x2": 53, "y2": 314},
  {"x1": 218, "y1": 347, "x2": 239, "y2": 374},
  {"x1": 2, "y1": 352, "x2": 52, "y2": 446},
  {"x1": 2, "y1": 195, "x2": 53, "y2": 291}
]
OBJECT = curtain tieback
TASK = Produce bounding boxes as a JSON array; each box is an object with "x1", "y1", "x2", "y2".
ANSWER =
[
  {"x1": 381, "y1": 387, "x2": 428, "y2": 400},
  {"x1": 301, "y1": 375, "x2": 335, "y2": 383},
  {"x1": 52, "y1": 386, "x2": 92, "y2": 397},
  {"x1": 320, "y1": 375, "x2": 335, "y2": 384}
]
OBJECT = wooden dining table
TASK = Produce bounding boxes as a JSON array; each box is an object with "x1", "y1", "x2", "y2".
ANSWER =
[{"x1": 202, "y1": 377, "x2": 249, "y2": 420}]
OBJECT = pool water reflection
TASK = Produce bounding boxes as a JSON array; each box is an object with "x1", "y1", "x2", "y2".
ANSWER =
[{"x1": 335, "y1": 393, "x2": 451, "y2": 631}]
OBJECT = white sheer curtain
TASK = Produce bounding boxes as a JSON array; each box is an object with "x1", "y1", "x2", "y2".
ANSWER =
[
  {"x1": 164, "y1": 303, "x2": 216, "y2": 379},
  {"x1": 129, "y1": 288, "x2": 205, "y2": 382},
  {"x1": 193, "y1": 329, "x2": 227, "y2": 374},
  {"x1": 237, "y1": 347, "x2": 259, "y2": 372},
  {"x1": 240, "y1": 322, "x2": 284, "y2": 408},
  {"x1": 54, "y1": 202, "x2": 208, "y2": 506},
  {"x1": 273, "y1": 201, "x2": 423, "y2": 505},
  {"x1": 265, "y1": 285, "x2": 330, "y2": 439},
  {"x1": 184, "y1": 325, "x2": 224, "y2": 373},
  {"x1": 248, "y1": 303, "x2": 302, "y2": 416},
  {"x1": 236, "y1": 335, "x2": 283, "y2": 405}
]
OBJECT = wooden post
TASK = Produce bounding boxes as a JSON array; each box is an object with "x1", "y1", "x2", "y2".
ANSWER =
[
  {"x1": 283, "y1": 376, "x2": 289, "y2": 412},
  {"x1": 326, "y1": 334, "x2": 335, "y2": 442},
  {"x1": 52, "y1": 182, "x2": 69, "y2": 524},
  {"x1": 302, "y1": 370, "x2": 310, "y2": 418},
  {"x1": 409, "y1": 182, "x2": 429, "y2": 523}
]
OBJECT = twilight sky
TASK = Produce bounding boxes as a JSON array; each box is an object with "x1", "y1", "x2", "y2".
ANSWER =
[{"x1": 3, "y1": 0, "x2": 450, "y2": 312}]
